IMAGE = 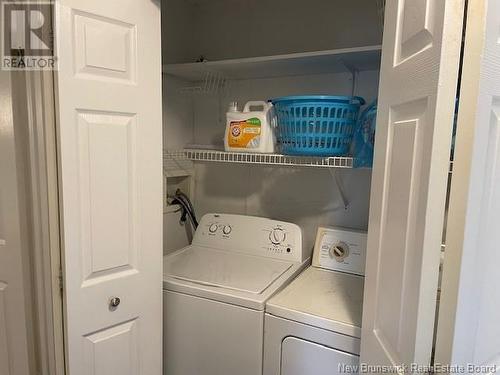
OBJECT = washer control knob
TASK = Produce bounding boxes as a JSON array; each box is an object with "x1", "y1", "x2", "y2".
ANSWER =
[
  {"x1": 329, "y1": 242, "x2": 349, "y2": 262},
  {"x1": 222, "y1": 225, "x2": 232, "y2": 235},
  {"x1": 269, "y1": 228, "x2": 286, "y2": 245},
  {"x1": 208, "y1": 223, "x2": 218, "y2": 233}
]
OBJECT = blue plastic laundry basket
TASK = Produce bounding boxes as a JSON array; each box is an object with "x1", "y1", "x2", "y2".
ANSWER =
[{"x1": 271, "y1": 95, "x2": 365, "y2": 156}]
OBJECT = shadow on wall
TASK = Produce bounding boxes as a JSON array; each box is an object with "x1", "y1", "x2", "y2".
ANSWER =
[{"x1": 194, "y1": 163, "x2": 372, "y2": 251}]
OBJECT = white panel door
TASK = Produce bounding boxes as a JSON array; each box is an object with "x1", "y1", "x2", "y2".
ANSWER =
[
  {"x1": 435, "y1": 0, "x2": 500, "y2": 370},
  {"x1": 361, "y1": 0, "x2": 464, "y2": 371},
  {"x1": 54, "y1": 1, "x2": 162, "y2": 374}
]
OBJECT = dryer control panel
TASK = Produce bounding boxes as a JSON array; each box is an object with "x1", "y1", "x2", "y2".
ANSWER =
[
  {"x1": 192, "y1": 213, "x2": 305, "y2": 262},
  {"x1": 311, "y1": 227, "x2": 367, "y2": 276}
]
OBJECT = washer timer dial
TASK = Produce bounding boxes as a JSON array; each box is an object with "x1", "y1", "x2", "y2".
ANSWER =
[
  {"x1": 269, "y1": 228, "x2": 286, "y2": 245},
  {"x1": 329, "y1": 241, "x2": 349, "y2": 262}
]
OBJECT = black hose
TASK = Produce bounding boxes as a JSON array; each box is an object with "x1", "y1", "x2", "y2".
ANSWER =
[
  {"x1": 170, "y1": 190, "x2": 198, "y2": 229},
  {"x1": 175, "y1": 191, "x2": 195, "y2": 217}
]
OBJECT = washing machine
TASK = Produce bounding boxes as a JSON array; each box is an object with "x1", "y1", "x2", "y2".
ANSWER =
[
  {"x1": 163, "y1": 213, "x2": 309, "y2": 375},
  {"x1": 263, "y1": 226, "x2": 367, "y2": 375}
]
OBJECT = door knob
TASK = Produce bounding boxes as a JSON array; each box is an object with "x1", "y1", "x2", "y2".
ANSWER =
[{"x1": 109, "y1": 297, "x2": 121, "y2": 310}]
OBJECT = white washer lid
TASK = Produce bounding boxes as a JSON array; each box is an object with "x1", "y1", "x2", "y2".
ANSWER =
[
  {"x1": 164, "y1": 245, "x2": 293, "y2": 294},
  {"x1": 266, "y1": 267, "x2": 364, "y2": 338}
]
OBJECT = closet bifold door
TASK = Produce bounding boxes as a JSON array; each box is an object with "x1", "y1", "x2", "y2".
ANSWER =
[
  {"x1": 435, "y1": 0, "x2": 500, "y2": 369},
  {"x1": 53, "y1": 1, "x2": 162, "y2": 374},
  {"x1": 360, "y1": 0, "x2": 464, "y2": 372}
]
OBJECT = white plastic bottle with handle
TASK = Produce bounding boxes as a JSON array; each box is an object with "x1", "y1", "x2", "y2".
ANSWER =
[{"x1": 224, "y1": 100, "x2": 276, "y2": 153}]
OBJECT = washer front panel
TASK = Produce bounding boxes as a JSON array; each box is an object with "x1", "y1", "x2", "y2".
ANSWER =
[
  {"x1": 263, "y1": 314, "x2": 360, "y2": 375},
  {"x1": 281, "y1": 337, "x2": 359, "y2": 375},
  {"x1": 165, "y1": 290, "x2": 263, "y2": 375}
]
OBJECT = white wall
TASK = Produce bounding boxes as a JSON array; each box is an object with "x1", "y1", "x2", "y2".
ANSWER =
[
  {"x1": 193, "y1": 164, "x2": 371, "y2": 255},
  {"x1": 161, "y1": 0, "x2": 196, "y2": 64},
  {"x1": 162, "y1": 75, "x2": 195, "y2": 149},
  {"x1": 0, "y1": 69, "x2": 37, "y2": 375},
  {"x1": 162, "y1": 0, "x2": 383, "y2": 63}
]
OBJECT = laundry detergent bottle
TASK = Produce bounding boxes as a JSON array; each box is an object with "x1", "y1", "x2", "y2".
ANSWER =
[{"x1": 224, "y1": 101, "x2": 276, "y2": 153}]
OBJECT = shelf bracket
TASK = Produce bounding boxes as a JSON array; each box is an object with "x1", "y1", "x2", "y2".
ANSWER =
[
  {"x1": 330, "y1": 169, "x2": 349, "y2": 210},
  {"x1": 339, "y1": 59, "x2": 359, "y2": 98},
  {"x1": 350, "y1": 69, "x2": 359, "y2": 98}
]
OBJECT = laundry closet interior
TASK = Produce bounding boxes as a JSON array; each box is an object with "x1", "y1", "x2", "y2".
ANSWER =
[
  {"x1": 157, "y1": 0, "x2": 454, "y2": 374},
  {"x1": 161, "y1": 0, "x2": 382, "y2": 253}
]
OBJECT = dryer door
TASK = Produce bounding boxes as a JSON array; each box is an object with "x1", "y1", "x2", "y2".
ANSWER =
[{"x1": 281, "y1": 337, "x2": 359, "y2": 375}]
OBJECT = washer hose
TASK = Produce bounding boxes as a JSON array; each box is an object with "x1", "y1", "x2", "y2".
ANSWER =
[{"x1": 169, "y1": 189, "x2": 198, "y2": 229}]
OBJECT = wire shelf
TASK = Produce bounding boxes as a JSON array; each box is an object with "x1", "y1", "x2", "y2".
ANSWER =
[
  {"x1": 163, "y1": 150, "x2": 194, "y2": 177},
  {"x1": 164, "y1": 148, "x2": 355, "y2": 169},
  {"x1": 177, "y1": 70, "x2": 227, "y2": 95}
]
